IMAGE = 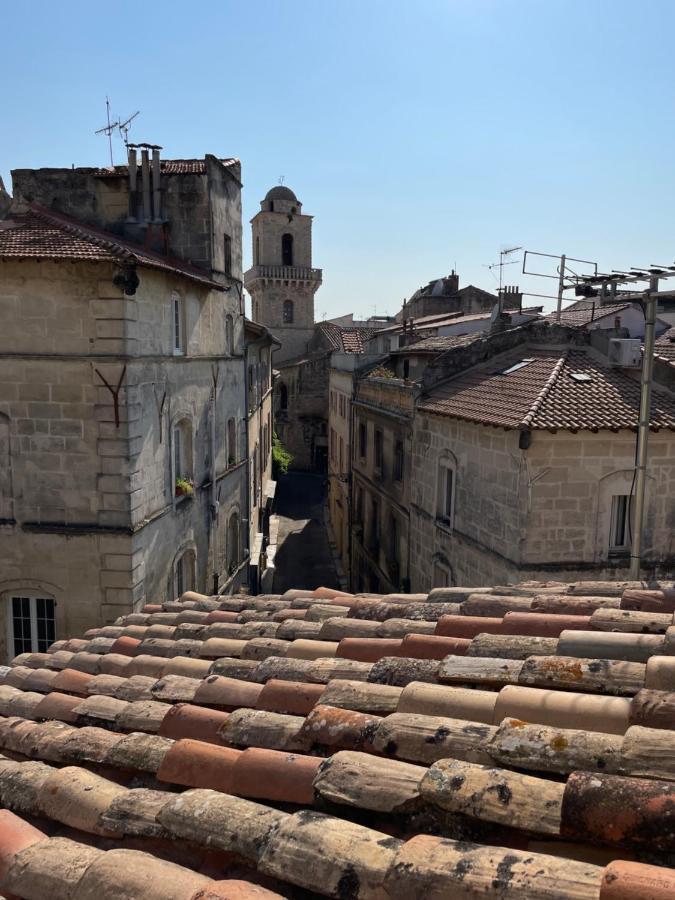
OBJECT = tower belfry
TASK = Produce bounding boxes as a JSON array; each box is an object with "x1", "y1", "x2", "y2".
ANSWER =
[{"x1": 244, "y1": 185, "x2": 322, "y2": 364}]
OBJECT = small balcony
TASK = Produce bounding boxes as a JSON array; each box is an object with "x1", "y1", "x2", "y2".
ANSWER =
[{"x1": 244, "y1": 265, "x2": 323, "y2": 285}]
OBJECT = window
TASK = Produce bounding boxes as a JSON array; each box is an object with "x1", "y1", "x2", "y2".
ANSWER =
[
  {"x1": 228, "y1": 511, "x2": 240, "y2": 572},
  {"x1": 436, "y1": 457, "x2": 455, "y2": 528},
  {"x1": 255, "y1": 236, "x2": 260, "y2": 265},
  {"x1": 403, "y1": 359, "x2": 410, "y2": 380},
  {"x1": 339, "y1": 437, "x2": 344, "y2": 473},
  {"x1": 498, "y1": 358, "x2": 534, "y2": 376},
  {"x1": 172, "y1": 291, "x2": 185, "y2": 355},
  {"x1": 389, "y1": 513, "x2": 398, "y2": 561},
  {"x1": 283, "y1": 300, "x2": 294, "y2": 323},
  {"x1": 225, "y1": 314, "x2": 234, "y2": 355},
  {"x1": 173, "y1": 418, "x2": 193, "y2": 495},
  {"x1": 282, "y1": 233, "x2": 294, "y2": 266},
  {"x1": 279, "y1": 383, "x2": 288, "y2": 411},
  {"x1": 227, "y1": 418, "x2": 237, "y2": 465},
  {"x1": 359, "y1": 422, "x2": 367, "y2": 459},
  {"x1": 223, "y1": 234, "x2": 232, "y2": 276},
  {"x1": 609, "y1": 494, "x2": 631, "y2": 551},
  {"x1": 9, "y1": 595, "x2": 55, "y2": 657},
  {"x1": 374, "y1": 428, "x2": 384, "y2": 472},
  {"x1": 330, "y1": 428, "x2": 336, "y2": 462},
  {"x1": 174, "y1": 550, "x2": 196, "y2": 597},
  {"x1": 394, "y1": 439, "x2": 404, "y2": 482}
]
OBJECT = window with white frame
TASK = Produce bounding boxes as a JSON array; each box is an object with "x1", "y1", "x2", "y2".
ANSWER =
[
  {"x1": 172, "y1": 291, "x2": 185, "y2": 355},
  {"x1": 173, "y1": 550, "x2": 196, "y2": 597},
  {"x1": 609, "y1": 494, "x2": 631, "y2": 551},
  {"x1": 436, "y1": 456, "x2": 455, "y2": 528},
  {"x1": 8, "y1": 594, "x2": 55, "y2": 657}
]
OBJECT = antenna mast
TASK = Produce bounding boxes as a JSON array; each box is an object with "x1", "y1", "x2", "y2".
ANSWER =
[{"x1": 95, "y1": 99, "x2": 140, "y2": 166}]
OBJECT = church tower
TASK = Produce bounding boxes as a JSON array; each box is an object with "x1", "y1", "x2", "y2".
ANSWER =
[{"x1": 244, "y1": 185, "x2": 322, "y2": 364}]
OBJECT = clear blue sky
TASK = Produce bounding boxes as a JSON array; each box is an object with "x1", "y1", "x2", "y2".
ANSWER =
[{"x1": 3, "y1": 0, "x2": 674, "y2": 318}]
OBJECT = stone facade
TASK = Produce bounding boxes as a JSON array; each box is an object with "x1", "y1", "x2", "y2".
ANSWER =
[
  {"x1": 0, "y1": 156, "x2": 253, "y2": 662},
  {"x1": 350, "y1": 375, "x2": 415, "y2": 593},
  {"x1": 245, "y1": 320, "x2": 277, "y2": 593},
  {"x1": 275, "y1": 352, "x2": 330, "y2": 472},
  {"x1": 327, "y1": 360, "x2": 356, "y2": 577},
  {"x1": 409, "y1": 415, "x2": 675, "y2": 590}
]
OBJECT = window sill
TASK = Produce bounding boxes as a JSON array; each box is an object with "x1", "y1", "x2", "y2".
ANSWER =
[
  {"x1": 435, "y1": 518, "x2": 454, "y2": 536},
  {"x1": 174, "y1": 493, "x2": 194, "y2": 506}
]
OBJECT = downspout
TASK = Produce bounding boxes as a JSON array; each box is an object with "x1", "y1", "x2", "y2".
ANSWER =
[
  {"x1": 243, "y1": 339, "x2": 252, "y2": 592},
  {"x1": 211, "y1": 365, "x2": 219, "y2": 595}
]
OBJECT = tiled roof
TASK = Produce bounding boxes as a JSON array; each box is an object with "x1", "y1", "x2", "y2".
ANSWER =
[
  {"x1": 656, "y1": 326, "x2": 675, "y2": 364},
  {"x1": 392, "y1": 332, "x2": 482, "y2": 354},
  {"x1": 0, "y1": 579, "x2": 674, "y2": 897},
  {"x1": 545, "y1": 300, "x2": 632, "y2": 327},
  {"x1": 419, "y1": 346, "x2": 675, "y2": 431},
  {"x1": 0, "y1": 204, "x2": 223, "y2": 290},
  {"x1": 317, "y1": 321, "x2": 376, "y2": 353},
  {"x1": 95, "y1": 158, "x2": 238, "y2": 176}
]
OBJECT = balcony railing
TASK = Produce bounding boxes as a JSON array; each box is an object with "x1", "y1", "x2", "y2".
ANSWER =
[{"x1": 244, "y1": 265, "x2": 323, "y2": 283}]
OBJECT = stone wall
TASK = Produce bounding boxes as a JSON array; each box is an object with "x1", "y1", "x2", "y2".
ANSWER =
[
  {"x1": 328, "y1": 368, "x2": 353, "y2": 574},
  {"x1": 275, "y1": 354, "x2": 330, "y2": 472},
  {"x1": 252, "y1": 210, "x2": 313, "y2": 269},
  {"x1": 408, "y1": 413, "x2": 675, "y2": 591}
]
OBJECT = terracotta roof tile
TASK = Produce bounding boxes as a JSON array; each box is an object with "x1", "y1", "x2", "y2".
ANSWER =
[
  {"x1": 419, "y1": 346, "x2": 675, "y2": 431},
  {"x1": 0, "y1": 204, "x2": 224, "y2": 290},
  {"x1": 316, "y1": 321, "x2": 376, "y2": 353},
  {"x1": 0, "y1": 579, "x2": 673, "y2": 896},
  {"x1": 545, "y1": 300, "x2": 633, "y2": 327}
]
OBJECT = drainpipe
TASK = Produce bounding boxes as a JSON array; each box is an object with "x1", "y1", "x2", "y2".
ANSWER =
[
  {"x1": 629, "y1": 276, "x2": 659, "y2": 580},
  {"x1": 211, "y1": 366, "x2": 220, "y2": 595}
]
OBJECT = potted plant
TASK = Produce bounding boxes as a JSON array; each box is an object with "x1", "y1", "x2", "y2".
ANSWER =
[{"x1": 175, "y1": 477, "x2": 194, "y2": 498}]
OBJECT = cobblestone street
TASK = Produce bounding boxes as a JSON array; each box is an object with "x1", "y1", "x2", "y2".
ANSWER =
[{"x1": 272, "y1": 471, "x2": 340, "y2": 593}]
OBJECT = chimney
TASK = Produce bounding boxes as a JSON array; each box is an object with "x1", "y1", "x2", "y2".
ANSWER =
[
  {"x1": 127, "y1": 146, "x2": 138, "y2": 222},
  {"x1": 140, "y1": 147, "x2": 151, "y2": 223},
  {"x1": 151, "y1": 146, "x2": 162, "y2": 222}
]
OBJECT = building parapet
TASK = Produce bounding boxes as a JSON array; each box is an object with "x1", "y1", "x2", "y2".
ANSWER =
[
  {"x1": 355, "y1": 377, "x2": 417, "y2": 417},
  {"x1": 244, "y1": 264, "x2": 322, "y2": 284}
]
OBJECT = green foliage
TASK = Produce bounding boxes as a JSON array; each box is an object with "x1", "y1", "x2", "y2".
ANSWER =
[
  {"x1": 175, "y1": 477, "x2": 194, "y2": 496},
  {"x1": 272, "y1": 432, "x2": 293, "y2": 478}
]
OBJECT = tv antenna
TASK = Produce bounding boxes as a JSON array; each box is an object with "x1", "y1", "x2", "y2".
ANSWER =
[
  {"x1": 95, "y1": 98, "x2": 140, "y2": 166},
  {"x1": 279, "y1": 175, "x2": 285, "y2": 185},
  {"x1": 484, "y1": 245, "x2": 522, "y2": 293}
]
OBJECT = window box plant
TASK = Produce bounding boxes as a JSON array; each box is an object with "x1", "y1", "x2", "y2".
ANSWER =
[{"x1": 175, "y1": 477, "x2": 195, "y2": 498}]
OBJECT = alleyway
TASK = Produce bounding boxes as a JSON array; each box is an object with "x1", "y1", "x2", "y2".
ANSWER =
[{"x1": 272, "y1": 472, "x2": 340, "y2": 593}]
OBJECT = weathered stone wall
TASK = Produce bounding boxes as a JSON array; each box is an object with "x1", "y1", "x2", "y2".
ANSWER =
[
  {"x1": 350, "y1": 377, "x2": 415, "y2": 593},
  {"x1": 328, "y1": 368, "x2": 353, "y2": 573},
  {"x1": 275, "y1": 354, "x2": 329, "y2": 472},
  {"x1": 408, "y1": 414, "x2": 675, "y2": 591},
  {"x1": 252, "y1": 210, "x2": 313, "y2": 269}
]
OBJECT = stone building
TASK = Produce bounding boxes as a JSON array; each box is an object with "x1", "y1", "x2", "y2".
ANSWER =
[
  {"x1": 347, "y1": 318, "x2": 675, "y2": 592},
  {"x1": 244, "y1": 319, "x2": 279, "y2": 593},
  {"x1": 327, "y1": 349, "x2": 380, "y2": 580},
  {"x1": 244, "y1": 186, "x2": 322, "y2": 366},
  {"x1": 0, "y1": 153, "x2": 253, "y2": 660},
  {"x1": 398, "y1": 271, "x2": 514, "y2": 321}
]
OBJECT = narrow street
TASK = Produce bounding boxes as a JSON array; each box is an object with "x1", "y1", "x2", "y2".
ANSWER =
[{"x1": 272, "y1": 471, "x2": 340, "y2": 593}]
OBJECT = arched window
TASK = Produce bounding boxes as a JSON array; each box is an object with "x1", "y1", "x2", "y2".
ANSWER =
[
  {"x1": 282, "y1": 233, "x2": 294, "y2": 266},
  {"x1": 7, "y1": 593, "x2": 55, "y2": 657},
  {"x1": 283, "y1": 300, "x2": 294, "y2": 323},
  {"x1": 173, "y1": 417, "x2": 194, "y2": 497},
  {"x1": 225, "y1": 314, "x2": 234, "y2": 355},
  {"x1": 279, "y1": 383, "x2": 288, "y2": 411},
  {"x1": 436, "y1": 452, "x2": 457, "y2": 529},
  {"x1": 173, "y1": 548, "x2": 196, "y2": 597},
  {"x1": 228, "y1": 511, "x2": 240, "y2": 573}
]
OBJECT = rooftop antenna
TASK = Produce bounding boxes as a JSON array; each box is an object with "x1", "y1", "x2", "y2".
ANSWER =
[
  {"x1": 279, "y1": 175, "x2": 285, "y2": 185},
  {"x1": 484, "y1": 246, "x2": 522, "y2": 313},
  {"x1": 95, "y1": 98, "x2": 140, "y2": 166}
]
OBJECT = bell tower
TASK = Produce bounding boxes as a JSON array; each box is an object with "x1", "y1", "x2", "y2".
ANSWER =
[{"x1": 244, "y1": 185, "x2": 322, "y2": 364}]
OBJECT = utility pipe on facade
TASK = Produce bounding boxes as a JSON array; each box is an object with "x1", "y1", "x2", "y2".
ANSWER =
[{"x1": 629, "y1": 276, "x2": 659, "y2": 580}]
